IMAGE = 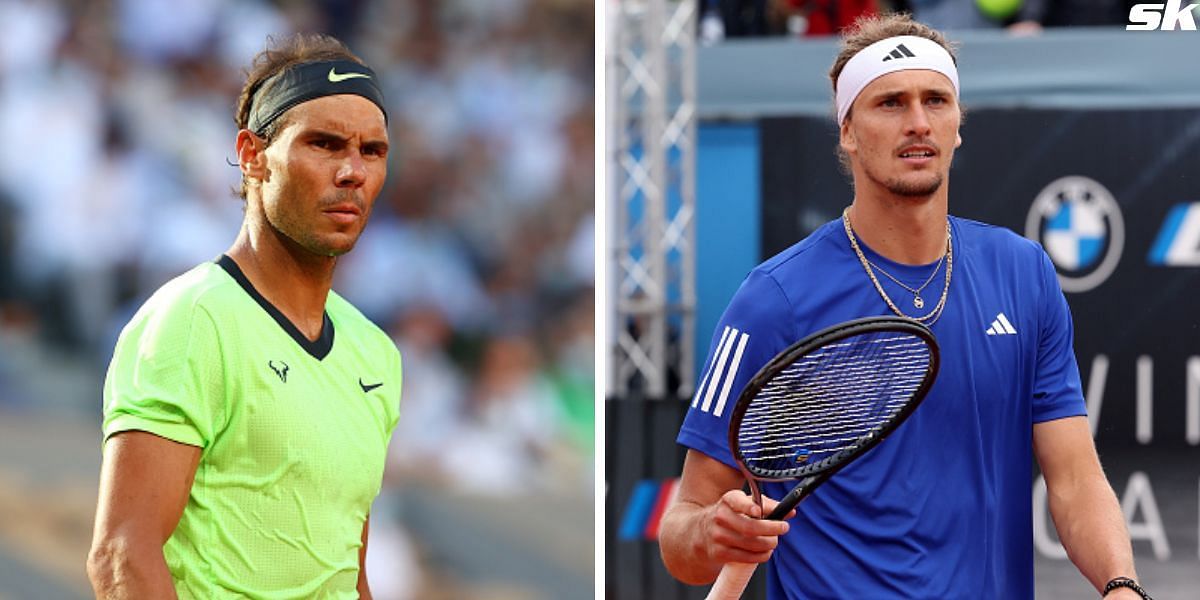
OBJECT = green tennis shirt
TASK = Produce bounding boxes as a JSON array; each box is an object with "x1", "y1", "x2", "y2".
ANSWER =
[{"x1": 102, "y1": 256, "x2": 402, "y2": 599}]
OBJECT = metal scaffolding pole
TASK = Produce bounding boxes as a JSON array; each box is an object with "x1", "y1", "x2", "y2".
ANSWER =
[{"x1": 608, "y1": 0, "x2": 697, "y2": 400}]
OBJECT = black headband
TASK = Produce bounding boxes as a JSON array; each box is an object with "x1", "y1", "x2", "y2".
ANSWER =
[{"x1": 247, "y1": 59, "x2": 387, "y2": 135}]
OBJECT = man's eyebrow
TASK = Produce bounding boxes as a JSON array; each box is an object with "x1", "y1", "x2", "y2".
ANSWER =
[
  {"x1": 864, "y1": 89, "x2": 906, "y2": 101},
  {"x1": 865, "y1": 86, "x2": 954, "y2": 100},
  {"x1": 362, "y1": 139, "x2": 389, "y2": 153},
  {"x1": 300, "y1": 129, "x2": 349, "y2": 142},
  {"x1": 299, "y1": 130, "x2": 389, "y2": 152}
]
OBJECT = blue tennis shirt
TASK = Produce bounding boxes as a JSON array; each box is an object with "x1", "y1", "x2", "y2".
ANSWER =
[{"x1": 678, "y1": 216, "x2": 1086, "y2": 599}]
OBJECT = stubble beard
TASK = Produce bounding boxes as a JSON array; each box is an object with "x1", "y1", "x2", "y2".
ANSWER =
[
  {"x1": 857, "y1": 136, "x2": 948, "y2": 198},
  {"x1": 861, "y1": 159, "x2": 945, "y2": 198},
  {"x1": 882, "y1": 172, "x2": 944, "y2": 197},
  {"x1": 262, "y1": 197, "x2": 362, "y2": 259}
]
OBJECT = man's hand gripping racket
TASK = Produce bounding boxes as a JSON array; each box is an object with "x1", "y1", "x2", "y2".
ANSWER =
[{"x1": 705, "y1": 316, "x2": 940, "y2": 600}]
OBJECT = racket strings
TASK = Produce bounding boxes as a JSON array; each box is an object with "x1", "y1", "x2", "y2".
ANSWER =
[
  {"x1": 741, "y1": 362, "x2": 924, "y2": 459},
  {"x1": 740, "y1": 380, "x2": 920, "y2": 439},
  {"x1": 742, "y1": 354, "x2": 928, "y2": 427},
  {"x1": 739, "y1": 396, "x2": 913, "y2": 446},
  {"x1": 748, "y1": 350, "x2": 923, "y2": 433},
  {"x1": 739, "y1": 389, "x2": 914, "y2": 458},
  {"x1": 736, "y1": 332, "x2": 932, "y2": 478},
  {"x1": 747, "y1": 352, "x2": 929, "y2": 415}
]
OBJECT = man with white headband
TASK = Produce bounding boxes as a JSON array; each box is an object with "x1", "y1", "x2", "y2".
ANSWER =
[
  {"x1": 89, "y1": 33, "x2": 400, "y2": 598},
  {"x1": 661, "y1": 14, "x2": 1147, "y2": 599}
]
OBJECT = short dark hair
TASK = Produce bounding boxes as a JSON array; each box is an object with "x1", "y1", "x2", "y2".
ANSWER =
[{"x1": 234, "y1": 33, "x2": 367, "y2": 199}]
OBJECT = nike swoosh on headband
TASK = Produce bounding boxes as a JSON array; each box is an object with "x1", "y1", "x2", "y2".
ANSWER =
[
  {"x1": 328, "y1": 68, "x2": 371, "y2": 83},
  {"x1": 247, "y1": 60, "x2": 387, "y2": 134}
]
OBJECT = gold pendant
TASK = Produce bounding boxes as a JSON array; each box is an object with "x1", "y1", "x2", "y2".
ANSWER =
[{"x1": 913, "y1": 295, "x2": 925, "y2": 309}]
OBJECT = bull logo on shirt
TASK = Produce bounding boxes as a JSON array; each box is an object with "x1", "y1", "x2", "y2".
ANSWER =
[{"x1": 269, "y1": 360, "x2": 289, "y2": 383}]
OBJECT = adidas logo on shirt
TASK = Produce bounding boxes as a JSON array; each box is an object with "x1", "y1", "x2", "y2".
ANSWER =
[
  {"x1": 881, "y1": 43, "x2": 916, "y2": 62},
  {"x1": 691, "y1": 326, "x2": 750, "y2": 418},
  {"x1": 985, "y1": 313, "x2": 1018, "y2": 336}
]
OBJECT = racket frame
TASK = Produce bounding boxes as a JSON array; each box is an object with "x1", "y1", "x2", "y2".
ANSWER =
[{"x1": 726, "y1": 316, "x2": 941, "y2": 519}]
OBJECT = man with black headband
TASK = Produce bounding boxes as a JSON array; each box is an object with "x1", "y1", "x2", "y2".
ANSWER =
[
  {"x1": 660, "y1": 14, "x2": 1149, "y2": 600},
  {"x1": 88, "y1": 33, "x2": 398, "y2": 599}
]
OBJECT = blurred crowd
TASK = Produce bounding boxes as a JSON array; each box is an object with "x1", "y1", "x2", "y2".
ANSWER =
[
  {"x1": 0, "y1": 0, "x2": 594, "y2": 505},
  {"x1": 698, "y1": 0, "x2": 1139, "y2": 40}
]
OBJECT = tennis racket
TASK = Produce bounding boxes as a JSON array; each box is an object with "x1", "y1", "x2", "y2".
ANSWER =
[{"x1": 705, "y1": 316, "x2": 940, "y2": 600}]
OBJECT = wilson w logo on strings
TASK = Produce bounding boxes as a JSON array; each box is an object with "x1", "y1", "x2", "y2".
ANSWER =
[{"x1": 692, "y1": 326, "x2": 750, "y2": 417}]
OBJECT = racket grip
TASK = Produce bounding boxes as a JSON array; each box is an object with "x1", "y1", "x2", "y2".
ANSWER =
[{"x1": 705, "y1": 562, "x2": 757, "y2": 600}]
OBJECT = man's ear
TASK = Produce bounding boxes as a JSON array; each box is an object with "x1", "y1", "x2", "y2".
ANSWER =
[
  {"x1": 839, "y1": 117, "x2": 856, "y2": 157},
  {"x1": 236, "y1": 129, "x2": 267, "y2": 183}
]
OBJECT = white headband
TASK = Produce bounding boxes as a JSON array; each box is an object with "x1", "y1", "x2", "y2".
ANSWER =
[{"x1": 835, "y1": 35, "x2": 959, "y2": 126}]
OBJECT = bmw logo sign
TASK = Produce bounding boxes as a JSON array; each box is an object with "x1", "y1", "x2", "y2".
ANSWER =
[{"x1": 1025, "y1": 176, "x2": 1124, "y2": 293}]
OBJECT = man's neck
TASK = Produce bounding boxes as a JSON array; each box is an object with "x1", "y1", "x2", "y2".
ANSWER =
[
  {"x1": 226, "y1": 220, "x2": 336, "y2": 341},
  {"x1": 846, "y1": 191, "x2": 949, "y2": 265}
]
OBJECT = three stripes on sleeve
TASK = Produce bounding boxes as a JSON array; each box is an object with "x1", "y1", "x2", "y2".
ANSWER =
[{"x1": 691, "y1": 326, "x2": 750, "y2": 418}]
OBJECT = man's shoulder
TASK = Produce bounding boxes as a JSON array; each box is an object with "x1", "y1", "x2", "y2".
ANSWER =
[
  {"x1": 755, "y1": 218, "x2": 846, "y2": 281},
  {"x1": 111, "y1": 261, "x2": 241, "y2": 356},
  {"x1": 722, "y1": 219, "x2": 849, "y2": 326},
  {"x1": 952, "y1": 215, "x2": 1046, "y2": 261},
  {"x1": 132, "y1": 262, "x2": 241, "y2": 326}
]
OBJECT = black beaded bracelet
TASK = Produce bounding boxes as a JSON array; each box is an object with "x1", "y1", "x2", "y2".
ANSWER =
[{"x1": 1102, "y1": 577, "x2": 1151, "y2": 599}]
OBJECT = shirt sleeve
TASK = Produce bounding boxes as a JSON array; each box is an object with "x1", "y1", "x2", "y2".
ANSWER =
[
  {"x1": 677, "y1": 269, "x2": 797, "y2": 469},
  {"x1": 102, "y1": 299, "x2": 226, "y2": 448},
  {"x1": 1031, "y1": 250, "x2": 1087, "y2": 423}
]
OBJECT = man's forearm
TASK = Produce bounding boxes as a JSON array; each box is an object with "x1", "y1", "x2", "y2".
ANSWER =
[
  {"x1": 357, "y1": 583, "x2": 374, "y2": 600},
  {"x1": 357, "y1": 570, "x2": 374, "y2": 600},
  {"x1": 1048, "y1": 471, "x2": 1136, "y2": 592},
  {"x1": 659, "y1": 501, "x2": 721, "y2": 585},
  {"x1": 87, "y1": 538, "x2": 178, "y2": 600}
]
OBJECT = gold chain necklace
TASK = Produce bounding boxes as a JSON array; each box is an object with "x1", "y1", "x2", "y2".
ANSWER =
[
  {"x1": 864, "y1": 251, "x2": 944, "y2": 309},
  {"x1": 842, "y1": 207, "x2": 952, "y2": 324}
]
